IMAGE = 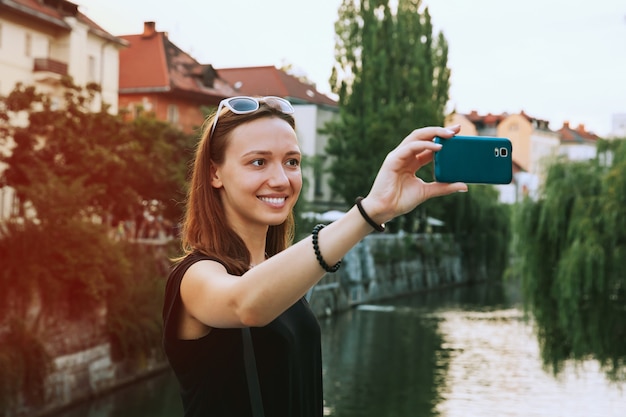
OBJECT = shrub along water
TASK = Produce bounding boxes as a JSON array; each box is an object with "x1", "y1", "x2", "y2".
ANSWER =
[
  {"x1": 0, "y1": 218, "x2": 170, "y2": 410},
  {"x1": 0, "y1": 79, "x2": 193, "y2": 412},
  {"x1": 513, "y1": 138, "x2": 626, "y2": 381}
]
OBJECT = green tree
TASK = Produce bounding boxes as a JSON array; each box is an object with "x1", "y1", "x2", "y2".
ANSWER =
[
  {"x1": 0, "y1": 79, "x2": 194, "y2": 408},
  {"x1": 326, "y1": 0, "x2": 450, "y2": 209},
  {"x1": 514, "y1": 139, "x2": 626, "y2": 380},
  {"x1": 0, "y1": 79, "x2": 194, "y2": 226},
  {"x1": 325, "y1": 0, "x2": 510, "y2": 279}
]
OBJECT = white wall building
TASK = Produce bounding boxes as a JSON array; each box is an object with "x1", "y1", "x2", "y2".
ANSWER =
[
  {"x1": 0, "y1": 0, "x2": 126, "y2": 221},
  {"x1": 0, "y1": 0, "x2": 126, "y2": 111}
]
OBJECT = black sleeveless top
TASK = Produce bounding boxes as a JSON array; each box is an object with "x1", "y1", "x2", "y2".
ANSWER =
[{"x1": 162, "y1": 252, "x2": 323, "y2": 417}]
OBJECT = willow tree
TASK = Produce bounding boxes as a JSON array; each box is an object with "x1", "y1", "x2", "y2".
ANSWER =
[
  {"x1": 514, "y1": 139, "x2": 626, "y2": 380},
  {"x1": 325, "y1": 0, "x2": 450, "y2": 211}
]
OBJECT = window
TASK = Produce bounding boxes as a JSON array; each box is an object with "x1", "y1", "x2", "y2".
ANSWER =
[
  {"x1": 167, "y1": 104, "x2": 179, "y2": 124},
  {"x1": 25, "y1": 33, "x2": 32, "y2": 57}
]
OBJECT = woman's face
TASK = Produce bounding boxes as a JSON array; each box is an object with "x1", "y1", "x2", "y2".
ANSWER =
[{"x1": 211, "y1": 116, "x2": 302, "y2": 232}]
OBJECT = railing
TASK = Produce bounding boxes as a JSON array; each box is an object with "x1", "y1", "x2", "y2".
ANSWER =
[{"x1": 33, "y1": 57, "x2": 68, "y2": 76}]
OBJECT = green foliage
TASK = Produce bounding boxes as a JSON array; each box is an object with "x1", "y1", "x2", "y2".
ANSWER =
[
  {"x1": 0, "y1": 219, "x2": 128, "y2": 319},
  {"x1": 428, "y1": 185, "x2": 512, "y2": 281},
  {"x1": 125, "y1": 115, "x2": 197, "y2": 223},
  {"x1": 0, "y1": 80, "x2": 195, "y2": 226},
  {"x1": 326, "y1": 0, "x2": 450, "y2": 206},
  {"x1": 0, "y1": 320, "x2": 51, "y2": 409},
  {"x1": 106, "y1": 242, "x2": 170, "y2": 364},
  {"x1": 0, "y1": 219, "x2": 170, "y2": 407},
  {"x1": 325, "y1": 0, "x2": 510, "y2": 280},
  {"x1": 513, "y1": 139, "x2": 626, "y2": 380},
  {"x1": 0, "y1": 80, "x2": 193, "y2": 407}
]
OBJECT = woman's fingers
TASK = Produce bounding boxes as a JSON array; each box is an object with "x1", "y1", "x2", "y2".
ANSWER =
[
  {"x1": 414, "y1": 149, "x2": 435, "y2": 168},
  {"x1": 400, "y1": 125, "x2": 460, "y2": 145},
  {"x1": 424, "y1": 181, "x2": 468, "y2": 199}
]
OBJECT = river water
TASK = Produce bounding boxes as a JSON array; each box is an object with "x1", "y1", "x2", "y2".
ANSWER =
[{"x1": 52, "y1": 281, "x2": 625, "y2": 417}]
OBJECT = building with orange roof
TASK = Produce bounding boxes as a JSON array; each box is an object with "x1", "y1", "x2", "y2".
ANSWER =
[
  {"x1": 117, "y1": 23, "x2": 341, "y2": 210},
  {"x1": 554, "y1": 121, "x2": 599, "y2": 161},
  {"x1": 117, "y1": 21, "x2": 238, "y2": 134},
  {"x1": 448, "y1": 109, "x2": 601, "y2": 202},
  {"x1": 218, "y1": 65, "x2": 338, "y2": 107}
]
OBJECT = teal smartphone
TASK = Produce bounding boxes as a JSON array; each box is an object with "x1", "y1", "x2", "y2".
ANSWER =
[{"x1": 433, "y1": 135, "x2": 513, "y2": 184}]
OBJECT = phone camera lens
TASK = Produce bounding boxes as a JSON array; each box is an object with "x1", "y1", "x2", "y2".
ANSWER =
[{"x1": 500, "y1": 147, "x2": 508, "y2": 157}]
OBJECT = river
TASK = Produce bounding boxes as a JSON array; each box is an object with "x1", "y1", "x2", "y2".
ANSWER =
[{"x1": 52, "y1": 281, "x2": 625, "y2": 417}]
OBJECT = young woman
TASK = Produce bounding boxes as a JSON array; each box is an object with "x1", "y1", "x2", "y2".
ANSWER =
[{"x1": 162, "y1": 96, "x2": 467, "y2": 417}]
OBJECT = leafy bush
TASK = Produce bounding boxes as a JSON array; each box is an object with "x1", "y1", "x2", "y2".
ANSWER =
[{"x1": 0, "y1": 320, "x2": 51, "y2": 409}]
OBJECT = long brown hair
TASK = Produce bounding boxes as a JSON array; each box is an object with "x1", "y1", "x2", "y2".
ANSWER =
[{"x1": 179, "y1": 101, "x2": 297, "y2": 275}]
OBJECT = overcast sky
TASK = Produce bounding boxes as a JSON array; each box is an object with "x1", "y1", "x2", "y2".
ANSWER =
[{"x1": 77, "y1": 0, "x2": 626, "y2": 136}]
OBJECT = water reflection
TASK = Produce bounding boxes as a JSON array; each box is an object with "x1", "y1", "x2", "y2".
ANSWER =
[
  {"x1": 321, "y1": 304, "x2": 444, "y2": 416},
  {"x1": 51, "y1": 282, "x2": 626, "y2": 417},
  {"x1": 320, "y1": 282, "x2": 625, "y2": 417},
  {"x1": 433, "y1": 308, "x2": 624, "y2": 417}
]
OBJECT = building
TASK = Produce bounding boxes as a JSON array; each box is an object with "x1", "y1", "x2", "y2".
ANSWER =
[
  {"x1": 0, "y1": 0, "x2": 126, "y2": 220},
  {"x1": 0, "y1": 0, "x2": 127, "y2": 111},
  {"x1": 448, "y1": 110, "x2": 600, "y2": 202},
  {"x1": 117, "y1": 21, "x2": 237, "y2": 134},
  {"x1": 218, "y1": 65, "x2": 341, "y2": 211},
  {"x1": 553, "y1": 121, "x2": 600, "y2": 161}
]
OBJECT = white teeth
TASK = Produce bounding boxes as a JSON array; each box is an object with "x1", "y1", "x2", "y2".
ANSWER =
[{"x1": 259, "y1": 197, "x2": 285, "y2": 204}]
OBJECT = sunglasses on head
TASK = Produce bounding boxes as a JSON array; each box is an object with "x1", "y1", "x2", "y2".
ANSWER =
[{"x1": 210, "y1": 96, "x2": 295, "y2": 138}]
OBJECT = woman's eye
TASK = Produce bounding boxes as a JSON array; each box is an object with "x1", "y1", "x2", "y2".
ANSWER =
[
  {"x1": 251, "y1": 159, "x2": 265, "y2": 167},
  {"x1": 286, "y1": 159, "x2": 300, "y2": 167}
]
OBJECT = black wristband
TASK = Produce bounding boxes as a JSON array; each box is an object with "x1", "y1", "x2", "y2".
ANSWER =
[
  {"x1": 312, "y1": 224, "x2": 341, "y2": 273},
  {"x1": 355, "y1": 197, "x2": 385, "y2": 232}
]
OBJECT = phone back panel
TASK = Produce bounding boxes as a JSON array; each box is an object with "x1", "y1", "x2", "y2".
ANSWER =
[{"x1": 433, "y1": 135, "x2": 513, "y2": 184}]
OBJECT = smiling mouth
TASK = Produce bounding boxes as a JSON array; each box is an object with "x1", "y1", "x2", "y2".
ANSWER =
[{"x1": 258, "y1": 197, "x2": 287, "y2": 205}]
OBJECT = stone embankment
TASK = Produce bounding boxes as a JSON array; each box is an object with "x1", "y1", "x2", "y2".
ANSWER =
[{"x1": 308, "y1": 233, "x2": 468, "y2": 317}]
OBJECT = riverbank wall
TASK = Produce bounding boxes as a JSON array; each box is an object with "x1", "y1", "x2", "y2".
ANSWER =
[
  {"x1": 307, "y1": 232, "x2": 473, "y2": 317},
  {"x1": 4, "y1": 233, "x2": 477, "y2": 417}
]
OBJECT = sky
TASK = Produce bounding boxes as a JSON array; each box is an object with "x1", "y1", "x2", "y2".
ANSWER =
[{"x1": 76, "y1": 0, "x2": 626, "y2": 137}]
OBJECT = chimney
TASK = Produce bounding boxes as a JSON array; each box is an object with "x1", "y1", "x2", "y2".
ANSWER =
[
  {"x1": 143, "y1": 21, "x2": 157, "y2": 38},
  {"x1": 577, "y1": 124, "x2": 585, "y2": 133},
  {"x1": 563, "y1": 121, "x2": 570, "y2": 129}
]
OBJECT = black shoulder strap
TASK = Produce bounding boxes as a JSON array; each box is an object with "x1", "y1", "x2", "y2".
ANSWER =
[{"x1": 242, "y1": 328, "x2": 265, "y2": 417}]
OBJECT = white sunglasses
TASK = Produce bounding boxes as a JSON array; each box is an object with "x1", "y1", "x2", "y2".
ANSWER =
[{"x1": 210, "y1": 96, "x2": 295, "y2": 139}]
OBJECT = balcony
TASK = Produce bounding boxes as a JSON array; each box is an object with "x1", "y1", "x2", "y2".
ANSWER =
[{"x1": 33, "y1": 58, "x2": 68, "y2": 84}]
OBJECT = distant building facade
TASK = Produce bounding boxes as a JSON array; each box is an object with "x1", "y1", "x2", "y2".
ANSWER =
[
  {"x1": 0, "y1": 0, "x2": 126, "y2": 220},
  {"x1": 447, "y1": 110, "x2": 600, "y2": 203},
  {"x1": 0, "y1": 0, "x2": 126, "y2": 110}
]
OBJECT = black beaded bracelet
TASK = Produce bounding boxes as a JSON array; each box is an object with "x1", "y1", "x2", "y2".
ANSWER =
[
  {"x1": 312, "y1": 224, "x2": 341, "y2": 273},
  {"x1": 355, "y1": 197, "x2": 385, "y2": 232}
]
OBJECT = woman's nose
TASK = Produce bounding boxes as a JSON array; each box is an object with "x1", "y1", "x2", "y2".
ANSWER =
[{"x1": 267, "y1": 164, "x2": 290, "y2": 187}]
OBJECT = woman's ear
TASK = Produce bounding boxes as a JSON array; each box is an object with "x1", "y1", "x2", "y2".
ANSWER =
[{"x1": 210, "y1": 164, "x2": 223, "y2": 188}]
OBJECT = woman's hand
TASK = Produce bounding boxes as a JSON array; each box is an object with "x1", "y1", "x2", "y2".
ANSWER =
[{"x1": 362, "y1": 125, "x2": 468, "y2": 225}]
